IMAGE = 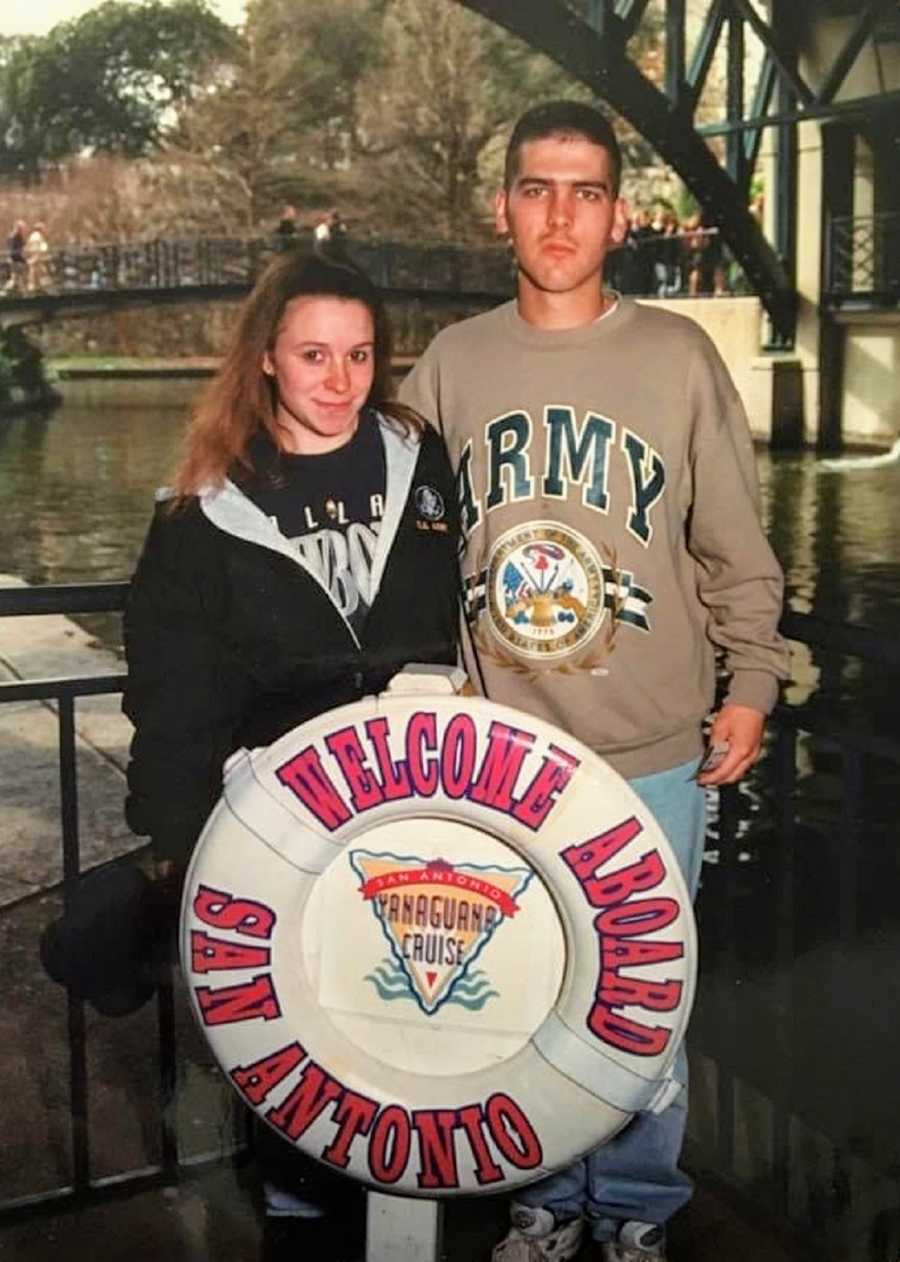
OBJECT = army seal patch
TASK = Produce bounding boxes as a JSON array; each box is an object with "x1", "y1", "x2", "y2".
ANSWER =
[{"x1": 486, "y1": 521, "x2": 606, "y2": 659}]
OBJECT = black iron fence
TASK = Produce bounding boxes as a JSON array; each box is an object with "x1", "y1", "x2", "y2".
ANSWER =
[
  {"x1": 0, "y1": 234, "x2": 514, "y2": 305},
  {"x1": 0, "y1": 582, "x2": 244, "y2": 1222},
  {"x1": 825, "y1": 212, "x2": 900, "y2": 307},
  {"x1": 0, "y1": 227, "x2": 752, "y2": 312},
  {"x1": 1, "y1": 584, "x2": 899, "y2": 1258}
]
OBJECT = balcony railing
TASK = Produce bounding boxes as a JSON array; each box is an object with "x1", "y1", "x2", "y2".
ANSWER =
[{"x1": 825, "y1": 212, "x2": 900, "y2": 308}]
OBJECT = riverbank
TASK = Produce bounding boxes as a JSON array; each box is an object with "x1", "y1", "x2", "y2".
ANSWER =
[
  {"x1": 52, "y1": 356, "x2": 220, "y2": 379},
  {"x1": 48, "y1": 355, "x2": 416, "y2": 408}
]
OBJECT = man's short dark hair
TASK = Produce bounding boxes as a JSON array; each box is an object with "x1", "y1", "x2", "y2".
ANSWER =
[{"x1": 504, "y1": 101, "x2": 622, "y2": 196}]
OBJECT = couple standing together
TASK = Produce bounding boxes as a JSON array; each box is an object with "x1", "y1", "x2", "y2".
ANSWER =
[{"x1": 124, "y1": 101, "x2": 788, "y2": 1262}]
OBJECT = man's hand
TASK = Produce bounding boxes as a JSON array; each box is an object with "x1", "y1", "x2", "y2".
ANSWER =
[{"x1": 697, "y1": 703, "x2": 766, "y2": 786}]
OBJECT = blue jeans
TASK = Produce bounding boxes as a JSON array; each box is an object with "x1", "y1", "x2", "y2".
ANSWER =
[{"x1": 517, "y1": 756, "x2": 705, "y2": 1242}]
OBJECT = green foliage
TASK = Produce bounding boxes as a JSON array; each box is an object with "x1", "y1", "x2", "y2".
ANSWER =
[
  {"x1": 343, "y1": 0, "x2": 589, "y2": 238},
  {"x1": 0, "y1": 324, "x2": 55, "y2": 400},
  {"x1": 0, "y1": 1, "x2": 234, "y2": 172}
]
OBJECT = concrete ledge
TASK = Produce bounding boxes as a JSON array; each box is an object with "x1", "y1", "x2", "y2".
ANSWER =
[
  {"x1": 0, "y1": 576, "x2": 138, "y2": 907},
  {"x1": 640, "y1": 297, "x2": 770, "y2": 439}
]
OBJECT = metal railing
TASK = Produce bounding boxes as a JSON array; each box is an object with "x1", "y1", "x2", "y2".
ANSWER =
[
  {"x1": 0, "y1": 582, "x2": 243, "y2": 1222},
  {"x1": 0, "y1": 235, "x2": 514, "y2": 307},
  {"x1": 825, "y1": 212, "x2": 900, "y2": 307},
  {"x1": 1, "y1": 583, "x2": 898, "y2": 1257},
  {"x1": 0, "y1": 228, "x2": 752, "y2": 312}
]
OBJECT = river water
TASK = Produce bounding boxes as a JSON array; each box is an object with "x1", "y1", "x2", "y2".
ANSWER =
[{"x1": 1, "y1": 391, "x2": 898, "y2": 723}]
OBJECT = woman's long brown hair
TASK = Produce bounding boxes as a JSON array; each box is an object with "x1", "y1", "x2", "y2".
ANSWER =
[{"x1": 169, "y1": 252, "x2": 423, "y2": 505}]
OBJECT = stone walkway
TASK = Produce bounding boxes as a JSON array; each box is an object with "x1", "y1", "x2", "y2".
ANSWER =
[{"x1": 0, "y1": 575, "x2": 136, "y2": 906}]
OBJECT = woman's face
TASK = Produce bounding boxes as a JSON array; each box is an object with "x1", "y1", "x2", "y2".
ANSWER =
[{"x1": 263, "y1": 295, "x2": 375, "y2": 454}]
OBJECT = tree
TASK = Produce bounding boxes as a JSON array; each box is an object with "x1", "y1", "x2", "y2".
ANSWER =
[
  {"x1": 355, "y1": 0, "x2": 586, "y2": 240},
  {"x1": 0, "y1": 1, "x2": 233, "y2": 173},
  {"x1": 160, "y1": 0, "x2": 392, "y2": 231}
]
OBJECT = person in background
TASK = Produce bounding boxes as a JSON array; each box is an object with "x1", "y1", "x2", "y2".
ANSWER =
[
  {"x1": 327, "y1": 209, "x2": 349, "y2": 259},
  {"x1": 626, "y1": 207, "x2": 655, "y2": 296},
  {"x1": 650, "y1": 208, "x2": 681, "y2": 297},
  {"x1": 274, "y1": 203, "x2": 299, "y2": 251},
  {"x1": 400, "y1": 99, "x2": 788, "y2": 1262},
  {"x1": 24, "y1": 221, "x2": 50, "y2": 292},
  {"x1": 122, "y1": 252, "x2": 460, "y2": 1262},
  {"x1": 313, "y1": 213, "x2": 332, "y2": 253},
  {"x1": 4, "y1": 220, "x2": 27, "y2": 294},
  {"x1": 681, "y1": 213, "x2": 708, "y2": 296},
  {"x1": 701, "y1": 214, "x2": 728, "y2": 296}
]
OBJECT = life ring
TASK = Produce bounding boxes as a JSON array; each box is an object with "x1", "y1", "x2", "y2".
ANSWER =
[{"x1": 181, "y1": 680, "x2": 696, "y2": 1197}]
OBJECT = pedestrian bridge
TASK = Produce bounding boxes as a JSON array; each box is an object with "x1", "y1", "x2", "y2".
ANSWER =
[{"x1": 0, "y1": 236, "x2": 514, "y2": 320}]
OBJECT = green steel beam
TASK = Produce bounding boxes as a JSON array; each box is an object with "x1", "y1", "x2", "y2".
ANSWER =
[
  {"x1": 817, "y1": 0, "x2": 897, "y2": 104},
  {"x1": 726, "y1": 7, "x2": 747, "y2": 188},
  {"x1": 743, "y1": 54, "x2": 777, "y2": 181},
  {"x1": 697, "y1": 87, "x2": 900, "y2": 135},
  {"x1": 666, "y1": 0, "x2": 687, "y2": 107},
  {"x1": 619, "y1": 0, "x2": 653, "y2": 42},
  {"x1": 729, "y1": 0, "x2": 816, "y2": 106},
  {"x1": 685, "y1": 0, "x2": 727, "y2": 115}
]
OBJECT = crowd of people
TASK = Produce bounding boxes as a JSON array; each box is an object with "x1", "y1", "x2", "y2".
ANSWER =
[
  {"x1": 3, "y1": 219, "x2": 50, "y2": 295},
  {"x1": 607, "y1": 208, "x2": 737, "y2": 298}
]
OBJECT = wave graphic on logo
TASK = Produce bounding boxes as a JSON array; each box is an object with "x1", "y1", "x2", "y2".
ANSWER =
[
  {"x1": 350, "y1": 849, "x2": 532, "y2": 1017},
  {"x1": 364, "y1": 958, "x2": 500, "y2": 1011}
]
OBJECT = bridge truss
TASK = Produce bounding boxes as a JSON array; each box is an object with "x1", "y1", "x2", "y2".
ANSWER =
[{"x1": 457, "y1": 0, "x2": 900, "y2": 346}]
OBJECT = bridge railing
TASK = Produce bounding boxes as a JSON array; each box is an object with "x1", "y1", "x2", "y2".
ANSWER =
[
  {"x1": 825, "y1": 212, "x2": 900, "y2": 307},
  {"x1": 1, "y1": 580, "x2": 898, "y2": 1259},
  {"x1": 0, "y1": 234, "x2": 515, "y2": 302},
  {"x1": 0, "y1": 229, "x2": 752, "y2": 306}
]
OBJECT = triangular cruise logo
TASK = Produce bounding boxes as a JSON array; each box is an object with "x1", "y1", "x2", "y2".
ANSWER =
[{"x1": 349, "y1": 850, "x2": 533, "y2": 1016}]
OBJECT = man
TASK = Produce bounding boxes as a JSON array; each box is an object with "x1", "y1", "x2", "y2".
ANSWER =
[
  {"x1": 275, "y1": 203, "x2": 299, "y2": 251},
  {"x1": 4, "y1": 220, "x2": 26, "y2": 294},
  {"x1": 400, "y1": 101, "x2": 788, "y2": 1262}
]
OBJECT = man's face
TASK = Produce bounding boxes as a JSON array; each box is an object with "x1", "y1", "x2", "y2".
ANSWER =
[{"x1": 496, "y1": 135, "x2": 626, "y2": 303}]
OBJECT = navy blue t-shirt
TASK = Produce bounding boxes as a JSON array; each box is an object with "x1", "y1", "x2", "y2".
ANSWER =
[{"x1": 245, "y1": 412, "x2": 386, "y2": 635}]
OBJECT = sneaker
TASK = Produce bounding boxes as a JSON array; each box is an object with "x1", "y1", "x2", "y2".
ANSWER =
[
  {"x1": 492, "y1": 1203, "x2": 584, "y2": 1261},
  {"x1": 595, "y1": 1220, "x2": 666, "y2": 1262}
]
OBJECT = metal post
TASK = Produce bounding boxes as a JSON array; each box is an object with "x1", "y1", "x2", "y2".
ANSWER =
[
  {"x1": 726, "y1": 4, "x2": 746, "y2": 188},
  {"x1": 665, "y1": 0, "x2": 685, "y2": 108},
  {"x1": 818, "y1": 123, "x2": 854, "y2": 449},
  {"x1": 59, "y1": 693, "x2": 91, "y2": 1193},
  {"x1": 366, "y1": 1192, "x2": 444, "y2": 1262},
  {"x1": 771, "y1": 0, "x2": 797, "y2": 303}
]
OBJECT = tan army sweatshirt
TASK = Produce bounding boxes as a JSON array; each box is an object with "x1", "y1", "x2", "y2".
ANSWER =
[{"x1": 400, "y1": 297, "x2": 789, "y2": 779}]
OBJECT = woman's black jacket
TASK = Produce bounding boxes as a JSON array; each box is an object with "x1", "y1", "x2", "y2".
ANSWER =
[{"x1": 122, "y1": 418, "x2": 459, "y2": 867}]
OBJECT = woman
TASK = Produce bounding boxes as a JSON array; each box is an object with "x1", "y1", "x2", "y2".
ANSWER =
[
  {"x1": 24, "y1": 221, "x2": 49, "y2": 292},
  {"x1": 122, "y1": 252, "x2": 460, "y2": 1259}
]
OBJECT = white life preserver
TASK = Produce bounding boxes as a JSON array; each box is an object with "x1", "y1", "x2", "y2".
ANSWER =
[{"x1": 181, "y1": 682, "x2": 696, "y2": 1197}]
